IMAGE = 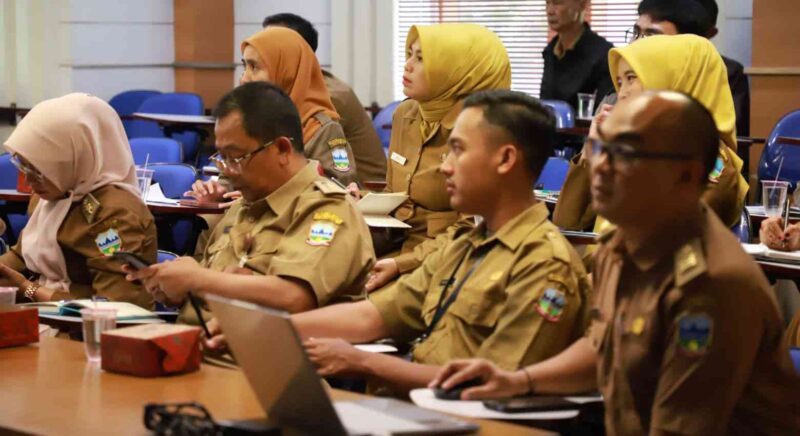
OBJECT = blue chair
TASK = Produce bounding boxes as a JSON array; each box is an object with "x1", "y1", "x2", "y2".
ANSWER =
[
  {"x1": 157, "y1": 249, "x2": 179, "y2": 263},
  {"x1": 149, "y1": 164, "x2": 201, "y2": 255},
  {"x1": 0, "y1": 238, "x2": 7, "y2": 255},
  {"x1": 127, "y1": 93, "x2": 205, "y2": 163},
  {"x1": 757, "y1": 110, "x2": 800, "y2": 197},
  {"x1": 154, "y1": 250, "x2": 181, "y2": 314},
  {"x1": 790, "y1": 347, "x2": 800, "y2": 375},
  {"x1": 732, "y1": 208, "x2": 752, "y2": 243},
  {"x1": 129, "y1": 138, "x2": 183, "y2": 165},
  {"x1": 108, "y1": 90, "x2": 161, "y2": 138},
  {"x1": 373, "y1": 100, "x2": 402, "y2": 155},
  {"x1": 0, "y1": 153, "x2": 28, "y2": 245},
  {"x1": 534, "y1": 157, "x2": 570, "y2": 191},
  {"x1": 540, "y1": 100, "x2": 575, "y2": 129}
]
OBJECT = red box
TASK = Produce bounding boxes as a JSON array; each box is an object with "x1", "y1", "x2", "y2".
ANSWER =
[
  {"x1": 0, "y1": 305, "x2": 39, "y2": 348},
  {"x1": 101, "y1": 324, "x2": 202, "y2": 377}
]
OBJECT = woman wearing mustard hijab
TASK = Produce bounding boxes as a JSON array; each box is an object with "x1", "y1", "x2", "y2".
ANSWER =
[
  {"x1": 240, "y1": 27, "x2": 359, "y2": 186},
  {"x1": 554, "y1": 34, "x2": 748, "y2": 231},
  {"x1": 366, "y1": 23, "x2": 511, "y2": 291}
]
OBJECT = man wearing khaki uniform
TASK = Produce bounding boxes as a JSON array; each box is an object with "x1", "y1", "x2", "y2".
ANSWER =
[
  {"x1": 128, "y1": 82, "x2": 374, "y2": 321},
  {"x1": 430, "y1": 91, "x2": 800, "y2": 435},
  {"x1": 280, "y1": 91, "x2": 591, "y2": 394}
]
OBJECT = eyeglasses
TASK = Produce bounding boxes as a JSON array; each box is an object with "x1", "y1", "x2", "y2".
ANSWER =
[
  {"x1": 624, "y1": 27, "x2": 664, "y2": 44},
  {"x1": 209, "y1": 137, "x2": 292, "y2": 175},
  {"x1": 589, "y1": 139, "x2": 695, "y2": 173},
  {"x1": 10, "y1": 154, "x2": 44, "y2": 183},
  {"x1": 143, "y1": 402, "x2": 221, "y2": 435}
]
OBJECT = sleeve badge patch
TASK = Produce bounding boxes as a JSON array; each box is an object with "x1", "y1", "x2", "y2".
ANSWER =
[
  {"x1": 535, "y1": 288, "x2": 567, "y2": 322},
  {"x1": 331, "y1": 147, "x2": 351, "y2": 172},
  {"x1": 677, "y1": 313, "x2": 713, "y2": 356},
  {"x1": 95, "y1": 228, "x2": 122, "y2": 256},
  {"x1": 306, "y1": 221, "x2": 338, "y2": 246}
]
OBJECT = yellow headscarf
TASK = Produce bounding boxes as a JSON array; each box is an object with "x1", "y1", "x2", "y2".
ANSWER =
[
  {"x1": 608, "y1": 34, "x2": 747, "y2": 203},
  {"x1": 406, "y1": 24, "x2": 511, "y2": 139}
]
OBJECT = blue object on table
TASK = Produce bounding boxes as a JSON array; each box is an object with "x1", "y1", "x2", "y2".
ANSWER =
[
  {"x1": 127, "y1": 93, "x2": 205, "y2": 163},
  {"x1": 157, "y1": 249, "x2": 179, "y2": 264},
  {"x1": 372, "y1": 100, "x2": 402, "y2": 155},
  {"x1": 130, "y1": 137, "x2": 183, "y2": 165},
  {"x1": 108, "y1": 90, "x2": 162, "y2": 137},
  {"x1": 757, "y1": 109, "x2": 800, "y2": 197}
]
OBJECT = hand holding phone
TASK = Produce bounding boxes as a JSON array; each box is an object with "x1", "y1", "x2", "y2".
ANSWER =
[{"x1": 112, "y1": 251, "x2": 152, "y2": 270}]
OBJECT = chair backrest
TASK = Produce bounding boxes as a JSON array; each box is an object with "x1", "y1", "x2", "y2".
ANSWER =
[
  {"x1": 157, "y1": 249, "x2": 179, "y2": 263},
  {"x1": 129, "y1": 138, "x2": 183, "y2": 165},
  {"x1": 790, "y1": 347, "x2": 800, "y2": 376},
  {"x1": 534, "y1": 157, "x2": 570, "y2": 191},
  {"x1": 127, "y1": 93, "x2": 205, "y2": 161},
  {"x1": 108, "y1": 90, "x2": 162, "y2": 137},
  {"x1": 732, "y1": 207, "x2": 751, "y2": 243},
  {"x1": 0, "y1": 154, "x2": 17, "y2": 189},
  {"x1": 540, "y1": 100, "x2": 575, "y2": 129},
  {"x1": 149, "y1": 163, "x2": 197, "y2": 199},
  {"x1": 757, "y1": 110, "x2": 800, "y2": 194},
  {"x1": 372, "y1": 100, "x2": 402, "y2": 154}
]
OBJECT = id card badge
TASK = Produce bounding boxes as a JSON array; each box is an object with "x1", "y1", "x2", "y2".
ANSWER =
[{"x1": 391, "y1": 152, "x2": 407, "y2": 166}]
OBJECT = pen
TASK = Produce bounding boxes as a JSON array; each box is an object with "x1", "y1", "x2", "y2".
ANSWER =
[
  {"x1": 187, "y1": 292, "x2": 211, "y2": 337},
  {"x1": 329, "y1": 177, "x2": 348, "y2": 190}
]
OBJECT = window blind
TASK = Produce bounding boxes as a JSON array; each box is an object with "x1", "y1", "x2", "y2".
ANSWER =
[{"x1": 393, "y1": 0, "x2": 639, "y2": 101}]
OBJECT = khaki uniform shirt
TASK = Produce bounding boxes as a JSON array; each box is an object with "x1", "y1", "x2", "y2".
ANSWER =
[
  {"x1": 304, "y1": 112, "x2": 360, "y2": 187},
  {"x1": 587, "y1": 204, "x2": 800, "y2": 435},
  {"x1": 370, "y1": 202, "x2": 591, "y2": 369},
  {"x1": 0, "y1": 185, "x2": 156, "y2": 308},
  {"x1": 385, "y1": 99, "x2": 474, "y2": 272},
  {"x1": 323, "y1": 71, "x2": 387, "y2": 183},
  {"x1": 201, "y1": 162, "x2": 375, "y2": 306},
  {"x1": 553, "y1": 145, "x2": 743, "y2": 230}
]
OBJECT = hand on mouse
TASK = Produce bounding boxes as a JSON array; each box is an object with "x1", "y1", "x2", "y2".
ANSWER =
[{"x1": 429, "y1": 358, "x2": 529, "y2": 400}]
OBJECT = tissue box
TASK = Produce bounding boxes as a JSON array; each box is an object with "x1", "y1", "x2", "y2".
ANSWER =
[
  {"x1": 101, "y1": 324, "x2": 202, "y2": 377},
  {"x1": 0, "y1": 305, "x2": 39, "y2": 348}
]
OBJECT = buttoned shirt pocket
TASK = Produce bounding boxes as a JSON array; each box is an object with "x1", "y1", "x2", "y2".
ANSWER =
[
  {"x1": 447, "y1": 287, "x2": 505, "y2": 329},
  {"x1": 243, "y1": 231, "x2": 283, "y2": 275}
]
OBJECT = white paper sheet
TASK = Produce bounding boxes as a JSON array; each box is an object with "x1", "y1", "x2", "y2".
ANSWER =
[
  {"x1": 742, "y1": 243, "x2": 800, "y2": 262},
  {"x1": 357, "y1": 192, "x2": 408, "y2": 215},
  {"x1": 354, "y1": 343, "x2": 399, "y2": 353},
  {"x1": 363, "y1": 215, "x2": 412, "y2": 229},
  {"x1": 146, "y1": 183, "x2": 179, "y2": 205},
  {"x1": 409, "y1": 389, "x2": 581, "y2": 420}
]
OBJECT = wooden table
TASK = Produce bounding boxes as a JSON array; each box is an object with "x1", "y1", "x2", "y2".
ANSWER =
[
  {"x1": 755, "y1": 259, "x2": 800, "y2": 280},
  {"x1": 0, "y1": 189, "x2": 225, "y2": 216},
  {"x1": 0, "y1": 337, "x2": 550, "y2": 435}
]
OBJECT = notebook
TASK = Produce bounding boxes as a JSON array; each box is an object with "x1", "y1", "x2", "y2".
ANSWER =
[
  {"x1": 356, "y1": 192, "x2": 412, "y2": 228},
  {"x1": 22, "y1": 300, "x2": 159, "y2": 321}
]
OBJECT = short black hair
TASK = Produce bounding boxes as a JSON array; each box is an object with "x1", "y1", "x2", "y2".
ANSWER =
[
  {"x1": 462, "y1": 90, "x2": 556, "y2": 179},
  {"x1": 214, "y1": 82, "x2": 304, "y2": 153},
  {"x1": 262, "y1": 13, "x2": 318, "y2": 52},
  {"x1": 694, "y1": 0, "x2": 718, "y2": 33},
  {"x1": 637, "y1": 0, "x2": 710, "y2": 36}
]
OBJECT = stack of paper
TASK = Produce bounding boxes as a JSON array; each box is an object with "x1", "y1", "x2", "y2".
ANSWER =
[
  {"x1": 23, "y1": 300, "x2": 160, "y2": 321},
  {"x1": 357, "y1": 192, "x2": 412, "y2": 228},
  {"x1": 742, "y1": 243, "x2": 800, "y2": 264},
  {"x1": 145, "y1": 183, "x2": 179, "y2": 205}
]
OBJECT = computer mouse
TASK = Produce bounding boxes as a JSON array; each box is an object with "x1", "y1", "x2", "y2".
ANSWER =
[{"x1": 432, "y1": 377, "x2": 484, "y2": 401}]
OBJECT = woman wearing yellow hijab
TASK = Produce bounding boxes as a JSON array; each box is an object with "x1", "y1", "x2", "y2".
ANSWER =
[
  {"x1": 554, "y1": 34, "x2": 748, "y2": 230},
  {"x1": 366, "y1": 23, "x2": 511, "y2": 290},
  {"x1": 240, "y1": 27, "x2": 358, "y2": 186}
]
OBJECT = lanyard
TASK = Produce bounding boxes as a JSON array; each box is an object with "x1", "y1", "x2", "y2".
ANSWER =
[{"x1": 413, "y1": 245, "x2": 489, "y2": 347}]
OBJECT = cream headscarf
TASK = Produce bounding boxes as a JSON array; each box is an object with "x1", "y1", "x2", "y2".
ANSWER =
[
  {"x1": 406, "y1": 24, "x2": 512, "y2": 139},
  {"x1": 4, "y1": 93, "x2": 140, "y2": 292}
]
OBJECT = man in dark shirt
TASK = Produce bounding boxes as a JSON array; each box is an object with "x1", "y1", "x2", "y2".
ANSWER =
[
  {"x1": 634, "y1": 0, "x2": 750, "y2": 137},
  {"x1": 540, "y1": 0, "x2": 614, "y2": 111}
]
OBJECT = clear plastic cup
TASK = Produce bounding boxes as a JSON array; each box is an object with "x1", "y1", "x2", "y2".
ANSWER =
[
  {"x1": 762, "y1": 180, "x2": 790, "y2": 218},
  {"x1": 80, "y1": 307, "x2": 117, "y2": 363},
  {"x1": 577, "y1": 93, "x2": 596, "y2": 120},
  {"x1": 0, "y1": 287, "x2": 17, "y2": 305},
  {"x1": 136, "y1": 168, "x2": 154, "y2": 201}
]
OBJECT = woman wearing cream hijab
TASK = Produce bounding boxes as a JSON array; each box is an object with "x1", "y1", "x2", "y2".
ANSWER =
[
  {"x1": 554, "y1": 34, "x2": 748, "y2": 231},
  {"x1": 366, "y1": 23, "x2": 511, "y2": 290},
  {"x1": 0, "y1": 93, "x2": 156, "y2": 307}
]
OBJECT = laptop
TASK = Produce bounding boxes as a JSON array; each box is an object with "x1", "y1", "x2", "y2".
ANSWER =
[{"x1": 206, "y1": 294, "x2": 479, "y2": 435}]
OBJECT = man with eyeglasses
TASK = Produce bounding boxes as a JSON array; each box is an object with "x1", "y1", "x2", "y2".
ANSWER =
[
  {"x1": 126, "y1": 82, "x2": 375, "y2": 323},
  {"x1": 628, "y1": 0, "x2": 750, "y2": 136},
  {"x1": 429, "y1": 91, "x2": 800, "y2": 435}
]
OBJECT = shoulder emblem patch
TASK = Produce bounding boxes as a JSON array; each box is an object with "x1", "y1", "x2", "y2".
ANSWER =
[
  {"x1": 327, "y1": 138, "x2": 348, "y2": 148},
  {"x1": 307, "y1": 221, "x2": 338, "y2": 246},
  {"x1": 676, "y1": 312, "x2": 713, "y2": 356},
  {"x1": 82, "y1": 194, "x2": 101, "y2": 224},
  {"x1": 313, "y1": 211, "x2": 343, "y2": 225},
  {"x1": 95, "y1": 228, "x2": 122, "y2": 256},
  {"x1": 331, "y1": 148, "x2": 351, "y2": 172},
  {"x1": 535, "y1": 288, "x2": 567, "y2": 322}
]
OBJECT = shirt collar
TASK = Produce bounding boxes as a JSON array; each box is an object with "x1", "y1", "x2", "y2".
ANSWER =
[
  {"x1": 554, "y1": 23, "x2": 586, "y2": 59},
  {"x1": 403, "y1": 99, "x2": 464, "y2": 131},
  {"x1": 263, "y1": 161, "x2": 319, "y2": 216},
  {"x1": 468, "y1": 202, "x2": 550, "y2": 251}
]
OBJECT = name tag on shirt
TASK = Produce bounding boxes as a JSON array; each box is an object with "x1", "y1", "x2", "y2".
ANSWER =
[{"x1": 391, "y1": 152, "x2": 407, "y2": 166}]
